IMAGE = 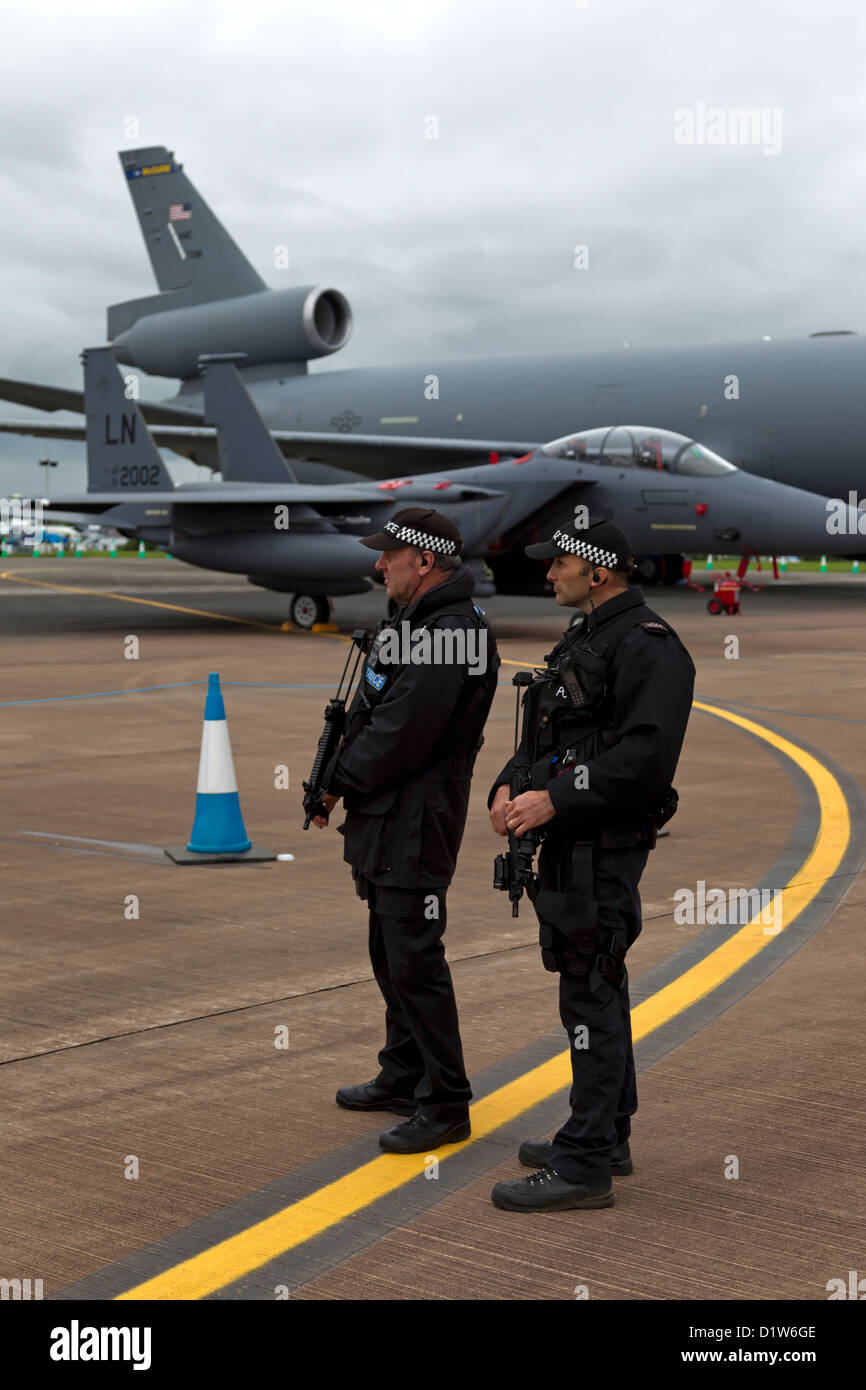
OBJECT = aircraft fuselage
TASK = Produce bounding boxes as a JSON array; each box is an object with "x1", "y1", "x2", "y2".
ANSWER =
[{"x1": 173, "y1": 333, "x2": 866, "y2": 499}]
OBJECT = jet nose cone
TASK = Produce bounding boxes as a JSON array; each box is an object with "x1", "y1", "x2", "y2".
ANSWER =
[
  {"x1": 770, "y1": 484, "x2": 863, "y2": 556},
  {"x1": 730, "y1": 474, "x2": 862, "y2": 557}
]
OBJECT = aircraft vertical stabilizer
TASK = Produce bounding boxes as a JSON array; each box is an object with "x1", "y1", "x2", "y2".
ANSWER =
[
  {"x1": 83, "y1": 347, "x2": 175, "y2": 493},
  {"x1": 108, "y1": 145, "x2": 265, "y2": 338},
  {"x1": 200, "y1": 354, "x2": 299, "y2": 484}
]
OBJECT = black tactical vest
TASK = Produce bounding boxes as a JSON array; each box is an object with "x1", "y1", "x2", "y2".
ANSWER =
[
  {"x1": 521, "y1": 603, "x2": 683, "y2": 828},
  {"x1": 351, "y1": 598, "x2": 500, "y2": 767}
]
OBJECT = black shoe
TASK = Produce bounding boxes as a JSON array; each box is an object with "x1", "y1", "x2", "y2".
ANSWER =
[
  {"x1": 336, "y1": 1081, "x2": 417, "y2": 1116},
  {"x1": 492, "y1": 1167, "x2": 614, "y2": 1212},
  {"x1": 517, "y1": 1138, "x2": 633, "y2": 1176},
  {"x1": 379, "y1": 1112, "x2": 471, "y2": 1154}
]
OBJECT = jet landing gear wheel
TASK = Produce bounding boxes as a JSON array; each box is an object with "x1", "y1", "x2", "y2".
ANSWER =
[
  {"x1": 636, "y1": 555, "x2": 662, "y2": 585},
  {"x1": 636, "y1": 554, "x2": 684, "y2": 586},
  {"x1": 660, "y1": 554, "x2": 684, "y2": 585},
  {"x1": 290, "y1": 594, "x2": 331, "y2": 629}
]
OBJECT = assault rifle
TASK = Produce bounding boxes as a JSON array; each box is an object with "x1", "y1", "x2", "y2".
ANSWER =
[
  {"x1": 493, "y1": 670, "x2": 543, "y2": 916},
  {"x1": 302, "y1": 628, "x2": 370, "y2": 829}
]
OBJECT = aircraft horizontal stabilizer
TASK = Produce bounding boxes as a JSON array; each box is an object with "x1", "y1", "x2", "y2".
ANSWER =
[{"x1": 44, "y1": 481, "x2": 510, "y2": 513}]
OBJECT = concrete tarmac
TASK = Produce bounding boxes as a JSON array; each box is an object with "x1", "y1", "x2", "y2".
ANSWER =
[{"x1": 0, "y1": 557, "x2": 863, "y2": 1300}]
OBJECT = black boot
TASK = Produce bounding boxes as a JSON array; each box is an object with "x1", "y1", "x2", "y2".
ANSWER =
[
  {"x1": 379, "y1": 1111, "x2": 470, "y2": 1153},
  {"x1": 517, "y1": 1137, "x2": 633, "y2": 1175},
  {"x1": 336, "y1": 1081, "x2": 417, "y2": 1116},
  {"x1": 492, "y1": 1167, "x2": 613, "y2": 1212}
]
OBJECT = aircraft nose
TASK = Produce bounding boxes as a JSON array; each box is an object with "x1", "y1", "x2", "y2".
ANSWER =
[{"x1": 724, "y1": 473, "x2": 859, "y2": 557}]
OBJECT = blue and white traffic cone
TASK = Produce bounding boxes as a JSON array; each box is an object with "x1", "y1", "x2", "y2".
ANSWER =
[
  {"x1": 165, "y1": 673, "x2": 274, "y2": 863},
  {"x1": 187, "y1": 673, "x2": 251, "y2": 853}
]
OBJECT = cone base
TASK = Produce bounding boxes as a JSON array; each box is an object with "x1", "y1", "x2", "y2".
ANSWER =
[{"x1": 164, "y1": 843, "x2": 276, "y2": 864}]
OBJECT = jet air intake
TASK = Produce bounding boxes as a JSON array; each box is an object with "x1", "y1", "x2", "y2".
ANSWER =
[{"x1": 111, "y1": 285, "x2": 352, "y2": 379}]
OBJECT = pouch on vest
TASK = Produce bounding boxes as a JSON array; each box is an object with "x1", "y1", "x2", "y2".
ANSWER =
[
  {"x1": 533, "y1": 888, "x2": 599, "y2": 975},
  {"x1": 557, "y1": 647, "x2": 608, "y2": 713}
]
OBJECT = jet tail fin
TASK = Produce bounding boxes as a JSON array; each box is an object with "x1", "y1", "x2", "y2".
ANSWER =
[
  {"x1": 201, "y1": 355, "x2": 298, "y2": 483},
  {"x1": 108, "y1": 145, "x2": 265, "y2": 338},
  {"x1": 84, "y1": 348, "x2": 175, "y2": 493}
]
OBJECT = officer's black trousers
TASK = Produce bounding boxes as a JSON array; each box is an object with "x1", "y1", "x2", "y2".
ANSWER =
[
  {"x1": 545, "y1": 844, "x2": 649, "y2": 1186},
  {"x1": 362, "y1": 880, "x2": 472, "y2": 1120}
]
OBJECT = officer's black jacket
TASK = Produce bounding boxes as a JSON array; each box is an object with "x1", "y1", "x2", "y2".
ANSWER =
[
  {"x1": 326, "y1": 563, "x2": 500, "y2": 888},
  {"x1": 489, "y1": 586, "x2": 695, "y2": 839}
]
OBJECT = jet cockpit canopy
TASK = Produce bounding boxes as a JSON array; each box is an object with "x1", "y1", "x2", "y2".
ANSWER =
[{"x1": 541, "y1": 425, "x2": 737, "y2": 476}]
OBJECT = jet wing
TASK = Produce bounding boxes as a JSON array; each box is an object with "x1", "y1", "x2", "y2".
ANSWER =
[
  {"x1": 0, "y1": 380, "x2": 203, "y2": 425},
  {"x1": 267, "y1": 430, "x2": 538, "y2": 474},
  {"x1": 0, "y1": 418, "x2": 538, "y2": 476}
]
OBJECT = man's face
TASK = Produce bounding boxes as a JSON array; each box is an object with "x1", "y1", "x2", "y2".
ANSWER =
[
  {"x1": 375, "y1": 545, "x2": 429, "y2": 606},
  {"x1": 546, "y1": 554, "x2": 596, "y2": 609}
]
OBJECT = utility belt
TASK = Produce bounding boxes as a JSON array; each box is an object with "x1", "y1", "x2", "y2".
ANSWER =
[{"x1": 530, "y1": 841, "x2": 628, "y2": 986}]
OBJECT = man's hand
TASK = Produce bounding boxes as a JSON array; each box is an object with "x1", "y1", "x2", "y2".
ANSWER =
[
  {"x1": 313, "y1": 791, "x2": 339, "y2": 829},
  {"x1": 490, "y1": 784, "x2": 511, "y2": 837},
  {"x1": 503, "y1": 790, "x2": 555, "y2": 836}
]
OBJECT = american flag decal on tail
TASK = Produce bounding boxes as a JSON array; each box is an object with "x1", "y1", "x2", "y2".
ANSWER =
[{"x1": 169, "y1": 202, "x2": 192, "y2": 221}]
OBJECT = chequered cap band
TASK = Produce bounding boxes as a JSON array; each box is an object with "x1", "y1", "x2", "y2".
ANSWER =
[
  {"x1": 552, "y1": 530, "x2": 619, "y2": 567},
  {"x1": 384, "y1": 520, "x2": 458, "y2": 554}
]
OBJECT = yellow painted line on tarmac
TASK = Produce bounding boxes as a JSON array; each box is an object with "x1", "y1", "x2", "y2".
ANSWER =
[
  {"x1": 115, "y1": 699, "x2": 850, "y2": 1301},
  {"x1": 637, "y1": 700, "x2": 849, "y2": 1032},
  {"x1": 0, "y1": 570, "x2": 284, "y2": 632}
]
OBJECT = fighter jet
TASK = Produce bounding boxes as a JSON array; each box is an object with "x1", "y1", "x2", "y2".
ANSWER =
[
  {"x1": 47, "y1": 347, "x2": 509, "y2": 625},
  {"x1": 42, "y1": 346, "x2": 855, "y2": 627},
  {"x1": 1, "y1": 140, "x2": 866, "y2": 561}
]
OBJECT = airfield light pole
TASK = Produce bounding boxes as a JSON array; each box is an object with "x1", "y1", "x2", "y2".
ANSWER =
[{"x1": 39, "y1": 457, "x2": 57, "y2": 499}]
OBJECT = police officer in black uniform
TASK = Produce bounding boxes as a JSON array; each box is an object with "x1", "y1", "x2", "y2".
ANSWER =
[
  {"x1": 314, "y1": 507, "x2": 500, "y2": 1154},
  {"x1": 488, "y1": 515, "x2": 695, "y2": 1211}
]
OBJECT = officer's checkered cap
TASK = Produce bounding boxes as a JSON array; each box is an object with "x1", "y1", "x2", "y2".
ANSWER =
[
  {"x1": 524, "y1": 514, "x2": 634, "y2": 566},
  {"x1": 359, "y1": 505, "x2": 463, "y2": 554},
  {"x1": 382, "y1": 519, "x2": 458, "y2": 554},
  {"x1": 550, "y1": 531, "x2": 618, "y2": 567}
]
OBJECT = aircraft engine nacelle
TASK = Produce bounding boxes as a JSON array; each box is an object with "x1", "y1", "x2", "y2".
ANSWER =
[{"x1": 111, "y1": 285, "x2": 352, "y2": 379}]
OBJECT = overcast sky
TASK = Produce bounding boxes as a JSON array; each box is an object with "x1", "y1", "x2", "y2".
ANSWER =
[{"x1": 2, "y1": 0, "x2": 864, "y2": 493}]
